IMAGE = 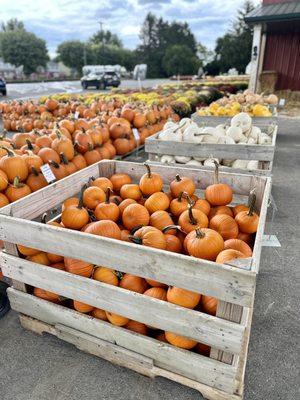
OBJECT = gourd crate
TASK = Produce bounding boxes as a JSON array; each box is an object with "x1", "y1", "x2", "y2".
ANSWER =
[
  {"x1": 0, "y1": 160, "x2": 271, "y2": 400},
  {"x1": 145, "y1": 116, "x2": 277, "y2": 177}
]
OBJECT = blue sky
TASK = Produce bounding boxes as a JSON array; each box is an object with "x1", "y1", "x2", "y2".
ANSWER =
[{"x1": 1, "y1": 0, "x2": 259, "y2": 57}]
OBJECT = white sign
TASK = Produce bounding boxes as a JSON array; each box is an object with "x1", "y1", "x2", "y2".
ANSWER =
[
  {"x1": 132, "y1": 128, "x2": 140, "y2": 142},
  {"x1": 279, "y1": 98, "x2": 285, "y2": 107},
  {"x1": 40, "y1": 164, "x2": 56, "y2": 183},
  {"x1": 74, "y1": 111, "x2": 80, "y2": 119}
]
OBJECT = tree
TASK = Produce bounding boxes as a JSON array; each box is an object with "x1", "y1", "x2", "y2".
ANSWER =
[
  {"x1": 205, "y1": 1, "x2": 255, "y2": 75},
  {"x1": 137, "y1": 13, "x2": 201, "y2": 78},
  {"x1": 162, "y1": 45, "x2": 200, "y2": 76},
  {"x1": 0, "y1": 29, "x2": 48, "y2": 75},
  {"x1": 89, "y1": 30, "x2": 122, "y2": 47},
  {"x1": 57, "y1": 41, "x2": 91, "y2": 74},
  {"x1": 1, "y1": 18, "x2": 25, "y2": 32}
]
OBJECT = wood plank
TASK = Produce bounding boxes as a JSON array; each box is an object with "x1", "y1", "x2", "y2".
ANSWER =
[
  {"x1": 145, "y1": 138, "x2": 275, "y2": 161},
  {"x1": 8, "y1": 288, "x2": 237, "y2": 393},
  {"x1": 56, "y1": 324, "x2": 155, "y2": 378},
  {"x1": 2, "y1": 256, "x2": 245, "y2": 354},
  {"x1": 0, "y1": 221, "x2": 256, "y2": 307}
]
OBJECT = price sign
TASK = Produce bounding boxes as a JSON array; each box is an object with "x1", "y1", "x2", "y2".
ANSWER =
[
  {"x1": 278, "y1": 98, "x2": 285, "y2": 107},
  {"x1": 132, "y1": 128, "x2": 140, "y2": 142},
  {"x1": 41, "y1": 164, "x2": 56, "y2": 183},
  {"x1": 74, "y1": 111, "x2": 80, "y2": 119}
]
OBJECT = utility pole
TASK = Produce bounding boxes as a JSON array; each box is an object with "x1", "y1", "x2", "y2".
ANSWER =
[{"x1": 98, "y1": 20, "x2": 104, "y2": 45}]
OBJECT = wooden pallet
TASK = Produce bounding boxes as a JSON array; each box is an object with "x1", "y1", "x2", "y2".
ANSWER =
[
  {"x1": 0, "y1": 160, "x2": 271, "y2": 399},
  {"x1": 145, "y1": 117, "x2": 277, "y2": 176}
]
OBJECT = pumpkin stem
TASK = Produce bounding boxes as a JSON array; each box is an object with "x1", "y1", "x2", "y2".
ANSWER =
[
  {"x1": 130, "y1": 225, "x2": 144, "y2": 235},
  {"x1": 41, "y1": 213, "x2": 48, "y2": 224},
  {"x1": 78, "y1": 184, "x2": 87, "y2": 209},
  {"x1": 0, "y1": 146, "x2": 15, "y2": 157},
  {"x1": 60, "y1": 152, "x2": 68, "y2": 165},
  {"x1": 128, "y1": 235, "x2": 142, "y2": 245},
  {"x1": 13, "y1": 176, "x2": 21, "y2": 188},
  {"x1": 213, "y1": 160, "x2": 219, "y2": 184},
  {"x1": 88, "y1": 176, "x2": 95, "y2": 186},
  {"x1": 162, "y1": 225, "x2": 187, "y2": 235},
  {"x1": 248, "y1": 189, "x2": 256, "y2": 216},
  {"x1": 178, "y1": 191, "x2": 185, "y2": 202},
  {"x1": 188, "y1": 204, "x2": 198, "y2": 225},
  {"x1": 105, "y1": 187, "x2": 111, "y2": 203},
  {"x1": 87, "y1": 143, "x2": 94, "y2": 151},
  {"x1": 175, "y1": 174, "x2": 181, "y2": 182},
  {"x1": 186, "y1": 194, "x2": 195, "y2": 207},
  {"x1": 25, "y1": 139, "x2": 34, "y2": 150},
  {"x1": 88, "y1": 209, "x2": 97, "y2": 222},
  {"x1": 49, "y1": 160, "x2": 59, "y2": 169},
  {"x1": 56, "y1": 130, "x2": 62, "y2": 139},
  {"x1": 115, "y1": 270, "x2": 123, "y2": 280},
  {"x1": 144, "y1": 162, "x2": 152, "y2": 178},
  {"x1": 195, "y1": 228, "x2": 205, "y2": 239},
  {"x1": 31, "y1": 167, "x2": 39, "y2": 176}
]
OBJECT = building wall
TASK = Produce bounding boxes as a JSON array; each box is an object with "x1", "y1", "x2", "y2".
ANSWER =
[
  {"x1": 263, "y1": 0, "x2": 294, "y2": 4},
  {"x1": 263, "y1": 31, "x2": 300, "y2": 90}
]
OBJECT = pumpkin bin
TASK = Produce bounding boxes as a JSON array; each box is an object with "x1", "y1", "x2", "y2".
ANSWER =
[{"x1": 0, "y1": 160, "x2": 271, "y2": 400}]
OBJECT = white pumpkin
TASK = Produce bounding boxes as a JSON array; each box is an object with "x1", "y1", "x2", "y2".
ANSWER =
[
  {"x1": 174, "y1": 155, "x2": 192, "y2": 164},
  {"x1": 186, "y1": 159, "x2": 202, "y2": 166},
  {"x1": 217, "y1": 135, "x2": 235, "y2": 144},
  {"x1": 247, "y1": 137, "x2": 257, "y2": 144},
  {"x1": 204, "y1": 158, "x2": 219, "y2": 167},
  {"x1": 247, "y1": 160, "x2": 259, "y2": 170},
  {"x1": 226, "y1": 126, "x2": 243, "y2": 142},
  {"x1": 232, "y1": 160, "x2": 248, "y2": 169},
  {"x1": 249, "y1": 126, "x2": 261, "y2": 141},
  {"x1": 258, "y1": 132, "x2": 271, "y2": 145},
  {"x1": 201, "y1": 134, "x2": 219, "y2": 143},
  {"x1": 182, "y1": 124, "x2": 200, "y2": 142},
  {"x1": 160, "y1": 155, "x2": 175, "y2": 164},
  {"x1": 163, "y1": 121, "x2": 177, "y2": 130},
  {"x1": 179, "y1": 118, "x2": 192, "y2": 130},
  {"x1": 231, "y1": 112, "x2": 252, "y2": 133},
  {"x1": 194, "y1": 156, "x2": 206, "y2": 162}
]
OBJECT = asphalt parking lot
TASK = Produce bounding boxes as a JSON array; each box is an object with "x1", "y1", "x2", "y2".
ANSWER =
[{"x1": 0, "y1": 88, "x2": 298, "y2": 399}]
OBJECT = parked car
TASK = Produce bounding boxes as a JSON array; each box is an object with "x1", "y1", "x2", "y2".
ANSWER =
[
  {"x1": 0, "y1": 77, "x2": 7, "y2": 96},
  {"x1": 81, "y1": 71, "x2": 121, "y2": 90}
]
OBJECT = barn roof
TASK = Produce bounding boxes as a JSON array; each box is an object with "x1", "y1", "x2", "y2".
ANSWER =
[{"x1": 245, "y1": 1, "x2": 300, "y2": 23}]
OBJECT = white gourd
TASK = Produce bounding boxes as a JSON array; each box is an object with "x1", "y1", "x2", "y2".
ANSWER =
[
  {"x1": 186, "y1": 159, "x2": 202, "y2": 166},
  {"x1": 215, "y1": 124, "x2": 227, "y2": 136},
  {"x1": 160, "y1": 155, "x2": 175, "y2": 164},
  {"x1": 247, "y1": 160, "x2": 259, "y2": 170},
  {"x1": 258, "y1": 132, "x2": 271, "y2": 144},
  {"x1": 179, "y1": 118, "x2": 192, "y2": 131},
  {"x1": 194, "y1": 156, "x2": 206, "y2": 162},
  {"x1": 159, "y1": 128, "x2": 177, "y2": 140},
  {"x1": 204, "y1": 158, "x2": 219, "y2": 167},
  {"x1": 232, "y1": 160, "x2": 248, "y2": 169},
  {"x1": 174, "y1": 155, "x2": 192, "y2": 163},
  {"x1": 226, "y1": 126, "x2": 242, "y2": 143},
  {"x1": 182, "y1": 124, "x2": 200, "y2": 142},
  {"x1": 249, "y1": 126, "x2": 261, "y2": 141},
  {"x1": 217, "y1": 135, "x2": 235, "y2": 144},
  {"x1": 201, "y1": 134, "x2": 219, "y2": 143},
  {"x1": 163, "y1": 121, "x2": 177, "y2": 130},
  {"x1": 247, "y1": 137, "x2": 257, "y2": 144},
  {"x1": 231, "y1": 112, "x2": 252, "y2": 133}
]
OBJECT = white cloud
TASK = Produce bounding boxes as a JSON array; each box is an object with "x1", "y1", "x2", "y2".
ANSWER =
[{"x1": 0, "y1": 0, "x2": 260, "y2": 57}]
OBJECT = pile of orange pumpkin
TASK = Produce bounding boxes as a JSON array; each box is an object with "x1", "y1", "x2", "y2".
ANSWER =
[
  {"x1": 16, "y1": 163, "x2": 259, "y2": 353},
  {"x1": 0, "y1": 99, "x2": 179, "y2": 207}
]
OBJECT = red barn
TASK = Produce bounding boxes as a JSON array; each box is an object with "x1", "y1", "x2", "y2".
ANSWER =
[{"x1": 245, "y1": 0, "x2": 300, "y2": 92}]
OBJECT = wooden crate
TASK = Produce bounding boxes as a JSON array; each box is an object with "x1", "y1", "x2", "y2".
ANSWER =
[
  {"x1": 145, "y1": 117, "x2": 277, "y2": 176},
  {"x1": 0, "y1": 161, "x2": 271, "y2": 400}
]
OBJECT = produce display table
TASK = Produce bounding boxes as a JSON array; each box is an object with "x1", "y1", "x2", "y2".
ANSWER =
[{"x1": 0, "y1": 160, "x2": 271, "y2": 400}]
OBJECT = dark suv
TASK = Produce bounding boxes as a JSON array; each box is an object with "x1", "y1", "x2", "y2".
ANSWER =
[
  {"x1": 0, "y1": 77, "x2": 7, "y2": 96},
  {"x1": 81, "y1": 71, "x2": 121, "y2": 90}
]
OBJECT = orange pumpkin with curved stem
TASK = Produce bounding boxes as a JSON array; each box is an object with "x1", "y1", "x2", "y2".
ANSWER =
[
  {"x1": 93, "y1": 266, "x2": 119, "y2": 286},
  {"x1": 74, "y1": 130, "x2": 93, "y2": 154},
  {"x1": 209, "y1": 214, "x2": 239, "y2": 240},
  {"x1": 83, "y1": 185, "x2": 105, "y2": 209},
  {"x1": 144, "y1": 192, "x2": 170, "y2": 214},
  {"x1": 178, "y1": 205, "x2": 208, "y2": 233},
  {"x1": 84, "y1": 220, "x2": 121, "y2": 240},
  {"x1": 94, "y1": 188, "x2": 120, "y2": 222},
  {"x1": 110, "y1": 173, "x2": 132, "y2": 192},
  {"x1": 49, "y1": 160, "x2": 67, "y2": 180},
  {"x1": 165, "y1": 332, "x2": 197, "y2": 349},
  {"x1": 22, "y1": 151, "x2": 43, "y2": 172},
  {"x1": 235, "y1": 190, "x2": 259, "y2": 234},
  {"x1": 64, "y1": 258, "x2": 94, "y2": 277},
  {"x1": 170, "y1": 192, "x2": 189, "y2": 217},
  {"x1": 5, "y1": 177, "x2": 31, "y2": 202},
  {"x1": 120, "y1": 274, "x2": 148, "y2": 293},
  {"x1": 129, "y1": 226, "x2": 167, "y2": 250},
  {"x1": 60, "y1": 153, "x2": 77, "y2": 175},
  {"x1": 205, "y1": 161, "x2": 233, "y2": 206},
  {"x1": 149, "y1": 210, "x2": 175, "y2": 233},
  {"x1": 0, "y1": 147, "x2": 28, "y2": 182},
  {"x1": 26, "y1": 167, "x2": 48, "y2": 192},
  {"x1": 61, "y1": 186, "x2": 89, "y2": 230},
  {"x1": 224, "y1": 239, "x2": 252, "y2": 257},
  {"x1": 185, "y1": 228, "x2": 224, "y2": 261},
  {"x1": 170, "y1": 174, "x2": 195, "y2": 198},
  {"x1": 139, "y1": 163, "x2": 163, "y2": 196},
  {"x1": 51, "y1": 131, "x2": 74, "y2": 160}
]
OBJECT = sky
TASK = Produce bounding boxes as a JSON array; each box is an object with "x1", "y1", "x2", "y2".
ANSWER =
[{"x1": 0, "y1": 0, "x2": 260, "y2": 58}]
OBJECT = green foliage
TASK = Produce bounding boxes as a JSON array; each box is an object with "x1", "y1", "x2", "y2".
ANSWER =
[
  {"x1": 0, "y1": 29, "x2": 49, "y2": 75},
  {"x1": 56, "y1": 41, "x2": 87, "y2": 74},
  {"x1": 1, "y1": 18, "x2": 25, "y2": 32},
  {"x1": 89, "y1": 30, "x2": 123, "y2": 47},
  {"x1": 137, "y1": 13, "x2": 201, "y2": 78},
  {"x1": 162, "y1": 45, "x2": 200, "y2": 76},
  {"x1": 205, "y1": 1, "x2": 255, "y2": 75}
]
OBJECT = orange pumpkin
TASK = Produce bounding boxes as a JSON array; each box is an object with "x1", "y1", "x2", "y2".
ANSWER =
[
  {"x1": 144, "y1": 192, "x2": 170, "y2": 214},
  {"x1": 125, "y1": 320, "x2": 148, "y2": 335},
  {"x1": 93, "y1": 267, "x2": 119, "y2": 286},
  {"x1": 106, "y1": 311, "x2": 129, "y2": 326},
  {"x1": 119, "y1": 274, "x2": 148, "y2": 293},
  {"x1": 122, "y1": 203, "x2": 149, "y2": 230},
  {"x1": 110, "y1": 173, "x2": 132, "y2": 192},
  {"x1": 170, "y1": 174, "x2": 195, "y2": 198},
  {"x1": 64, "y1": 258, "x2": 94, "y2": 277},
  {"x1": 209, "y1": 214, "x2": 239, "y2": 240},
  {"x1": 165, "y1": 332, "x2": 197, "y2": 349},
  {"x1": 73, "y1": 300, "x2": 94, "y2": 313},
  {"x1": 167, "y1": 287, "x2": 201, "y2": 309},
  {"x1": 139, "y1": 163, "x2": 163, "y2": 196},
  {"x1": 185, "y1": 228, "x2": 224, "y2": 261}
]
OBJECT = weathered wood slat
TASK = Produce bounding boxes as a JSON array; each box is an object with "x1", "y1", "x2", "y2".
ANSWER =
[
  {"x1": 8, "y1": 288, "x2": 237, "y2": 393},
  {"x1": 0, "y1": 220, "x2": 256, "y2": 307},
  {"x1": 2, "y1": 255, "x2": 245, "y2": 354}
]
